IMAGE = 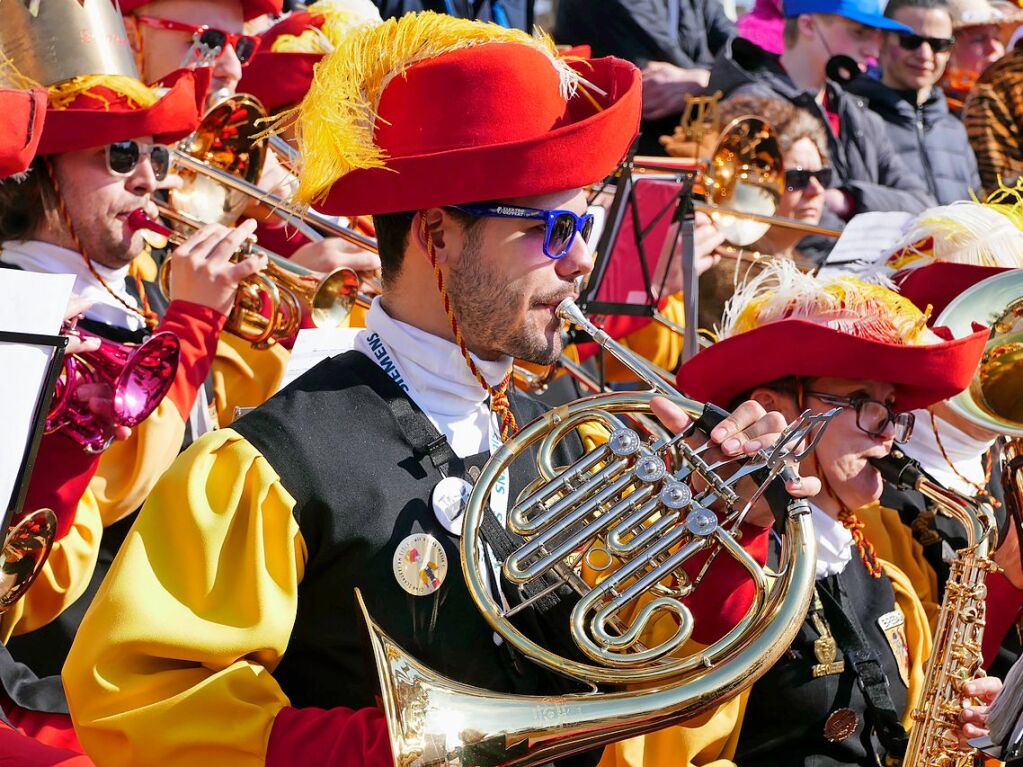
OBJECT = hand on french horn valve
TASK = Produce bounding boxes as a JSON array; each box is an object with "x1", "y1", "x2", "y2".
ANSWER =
[
  {"x1": 650, "y1": 395, "x2": 822, "y2": 526},
  {"x1": 167, "y1": 218, "x2": 269, "y2": 316}
]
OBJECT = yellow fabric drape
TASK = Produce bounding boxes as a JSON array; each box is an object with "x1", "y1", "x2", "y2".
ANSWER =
[
  {"x1": 597, "y1": 558, "x2": 932, "y2": 767},
  {"x1": 0, "y1": 493, "x2": 103, "y2": 640},
  {"x1": 212, "y1": 334, "x2": 290, "y2": 427},
  {"x1": 63, "y1": 429, "x2": 306, "y2": 767},
  {"x1": 603, "y1": 294, "x2": 685, "y2": 383},
  {"x1": 858, "y1": 502, "x2": 941, "y2": 630}
]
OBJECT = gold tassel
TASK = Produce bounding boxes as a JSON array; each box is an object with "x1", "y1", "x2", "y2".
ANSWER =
[{"x1": 46, "y1": 74, "x2": 159, "y2": 110}]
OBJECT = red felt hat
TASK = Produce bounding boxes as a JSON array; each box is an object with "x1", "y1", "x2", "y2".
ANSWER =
[
  {"x1": 0, "y1": 89, "x2": 47, "y2": 179},
  {"x1": 119, "y1": 0, "x2": 283, "y2": 21},
  {"x1": 677, "y1": 319, "x2": 989, "y2": 412},
  {"x1": 675, "y1": 262, "x2": 989, "y2": 412},
  {"x1": 36, "y1": 67, "x2": 207, "y2": 156},
  {"x1": 894, "y1": 263, "x2": 1014, "y2": 321},
  {"x1": 292, "y1": 13, "x2": 641, "y2": 216}
]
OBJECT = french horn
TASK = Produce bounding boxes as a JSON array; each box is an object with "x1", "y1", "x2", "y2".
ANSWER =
[{"x1": 360, "y1": 298, "x2": 838, "y2": 767}]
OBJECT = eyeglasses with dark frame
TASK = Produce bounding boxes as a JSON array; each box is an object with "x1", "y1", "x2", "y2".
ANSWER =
[
  {"x1": 895, "y1": 33, "x2": 956, "y2": 54},
  {"x1": 134, "y1": 15, "x2": 261, "y2": 66},
  {"x1": 105, "y1": 140, "x2": 172, "y2": 182},
  {"x1": 804, "y1": 390, "x2": 915, "y2": 443},
  {"x1": 784, "y1": 167, "x2": 834, "y2": 192},
  {"x1": 447, "y1": 203, "x2": 595, "y2": 260}
]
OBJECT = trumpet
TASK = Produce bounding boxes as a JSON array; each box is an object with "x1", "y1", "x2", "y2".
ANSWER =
[
  {"x1": 129, "y1": 207, "x2": 361, "y2": 349},
  {"x1": 45, "y1": 328, "x2": 181, "y2": 453},
  {"x1": 361, "y1": 298, "x2": 838, "y2": 767},
  {"x1": 169, "y1": 94, "x2": 379, "y2": 255}
]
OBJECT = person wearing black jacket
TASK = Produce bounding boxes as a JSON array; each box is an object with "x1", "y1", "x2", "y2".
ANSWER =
[
  {"x1": 707, "y1": 0, "x2": 935, "y2": 239},
  {"x1": 555, "y1": 0, "x2": 736, "y2": 154},
  {"x1": 373, "y1": 0, "x2": 532, "y2": 29},
  {"x1": 846, "y1": 0, "x2": 980, "y2": 203}
]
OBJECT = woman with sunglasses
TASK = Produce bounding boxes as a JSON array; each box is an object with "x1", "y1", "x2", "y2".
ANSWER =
[
  {"x1": 698, "y1": 94, "x2": 831, "y2": 330},
  {"x1": 845, "y1": 0, "x2": 980, "y2": 204},
  {"x1": 600, "y1": 259, "x2": 991, "y2": 767}
]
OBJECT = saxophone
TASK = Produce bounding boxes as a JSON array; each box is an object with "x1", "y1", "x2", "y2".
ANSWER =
[{"x1": 874, "y1": 450, "x2": 998, "y2": 767}]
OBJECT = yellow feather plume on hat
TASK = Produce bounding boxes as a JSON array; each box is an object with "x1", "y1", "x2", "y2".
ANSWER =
[
  {"x1": 885, "y1": 184, "x2": 1023, "y2": 271},
  {"x1": 287, "y1": 11, "x2": 578, "y2": 208},
  {"x1": 271, "y1": 0, "x2": 383, "y2": 53},
  {"x1": 720, "y1": 258, "x2": 937, "y2": 345},
  {"x1": 0, "y1": 56, "x2": 158, "y2": 111}
]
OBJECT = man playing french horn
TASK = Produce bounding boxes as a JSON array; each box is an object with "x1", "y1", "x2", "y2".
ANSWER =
[{"x1": 61, "y1": 12, "x2": 833, "y2": 767}]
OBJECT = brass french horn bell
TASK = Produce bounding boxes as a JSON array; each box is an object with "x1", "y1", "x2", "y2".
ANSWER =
[
  {"x1": 0, "y1": 510, "x2": 57, "y2": 613},
  {"x1": 935, "y1": 269, "x2": 1023, "y2": 436}
]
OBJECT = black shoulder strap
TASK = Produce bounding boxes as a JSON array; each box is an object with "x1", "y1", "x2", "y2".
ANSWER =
[{"x1": 817, "y1": 580, "x2": 910, "y2": 761}]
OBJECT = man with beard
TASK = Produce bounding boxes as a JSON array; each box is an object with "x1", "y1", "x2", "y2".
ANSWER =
[{"x1": 64, "y1": 13, "x2": 818, "y2": 767}]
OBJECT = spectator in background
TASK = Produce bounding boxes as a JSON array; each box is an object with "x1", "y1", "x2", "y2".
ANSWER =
[
  {"x1": 736, "y1": 0, "x2": 786, "y2": 54},
  {"x1": 941, "y1": 0, "x2": 1023, "y2": 112},
  {"x1": 554, "y1": 0, "x2": 736, "y2": 155},
  {"x1": 846, "y1": 0, "x2": 980, "y2": 203},
  {"x1": 372, "y1": 0, "x2": 532, "y2": 29},
  {"x1": 963, "y1": 33, "x2": 1023, "y2": 191},
  {"x1": 706, "y1": 0, "x2": 935, "y2": 248}
]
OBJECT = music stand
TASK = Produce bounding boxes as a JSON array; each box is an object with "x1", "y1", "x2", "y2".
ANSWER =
[
  {"x1": 580, "y1": 156, "x2": 702, "y2": 367},
  {"x1": 0, "y1": 331, "x2": 67, "y2": 533}
]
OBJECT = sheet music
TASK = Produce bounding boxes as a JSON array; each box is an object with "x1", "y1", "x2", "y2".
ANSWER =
[
  {"x1": 0, "y1": 271, "x2": 74, "y2": 513},
  {"x1": 817, "y1": 211, "x2": 914, "y2": 278},
  {"x1": 278, "y1": 326, "x2": 360, "y2": 391}
]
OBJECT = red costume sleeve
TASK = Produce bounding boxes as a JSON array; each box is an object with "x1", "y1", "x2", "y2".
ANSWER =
[
  {"x1": 982, "y1": 570, "x2": 1023, "y2": 668},
  {"x1": 20, "y1": 432, "x2": 99, "y2": 540},
  {"x1": 155, "y1": 300, "x2": 227, "y2": 420},
  {"x1": 266, "y1": 706, "x2": 392, "y2": 767}
]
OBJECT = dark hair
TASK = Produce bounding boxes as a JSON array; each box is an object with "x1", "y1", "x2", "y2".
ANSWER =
[
  {"x1": 371, "y1": 206, "x2": 483, "y2": 286},
  {"x1": 884, "y1": 0, "x2": 950, "y2": 19},
  {"x1": 728, "y1": 375, "x2": 803, "y2": 411},
  {"x1": 0, "y1": 158, "x2": 53, "y2": 243}
]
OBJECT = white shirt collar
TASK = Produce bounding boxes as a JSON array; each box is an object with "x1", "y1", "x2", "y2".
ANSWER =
[
  {"x1": 811, "y1": 502, "x2": 855, "y2": 579},
  {"x1": 1, "y1": 239, "x2": 143, "y2": 331}
]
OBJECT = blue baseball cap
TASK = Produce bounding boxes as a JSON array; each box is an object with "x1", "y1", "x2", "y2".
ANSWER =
[{"x1": 783, "y1": 0, "x2": 913, "y2": 32}]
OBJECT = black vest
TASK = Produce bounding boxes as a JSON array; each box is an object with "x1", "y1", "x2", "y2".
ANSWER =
[
  {"x1": 232, "y1": 351, "x2": 585, "y2": 710},
  {"x1": 735, "y1": 553, "x2": 910, "y2": 767}
]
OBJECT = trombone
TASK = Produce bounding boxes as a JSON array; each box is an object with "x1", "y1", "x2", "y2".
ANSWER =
[{"x1": 130, "y1": 205, "x2": 363, "y2": 348}]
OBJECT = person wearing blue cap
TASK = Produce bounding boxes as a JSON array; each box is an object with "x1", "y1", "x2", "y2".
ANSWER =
[{"x1": 706, "y1": 0, "x2": 936, "y2": 256}]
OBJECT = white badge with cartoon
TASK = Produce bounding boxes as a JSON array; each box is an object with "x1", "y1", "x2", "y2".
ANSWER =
[
  {"x1": 393, "y1": 533, "x2": 449, "y2": 596},
  {"x1": 878, "y1": 609, "x2": 911, "y2": 687},
  {"x1": 432, "y1": 476, "x2": 474, "y2": 535}
]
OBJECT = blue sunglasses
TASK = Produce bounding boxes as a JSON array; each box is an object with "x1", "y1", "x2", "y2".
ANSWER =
[{"x1": 448, "y1": 203, "x2": 595, "y2": 260}]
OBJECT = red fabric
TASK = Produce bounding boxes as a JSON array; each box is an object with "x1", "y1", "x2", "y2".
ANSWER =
[
  {"x1": 559, "y1": 44, "x2": 593, "y2": 59},
  {"x1": 684, "y1": 523, "x2": 771, "y2": 644},
  {"x1": 894, "y1": 263, "x2": 1011, "y2": 322},
  {"x1": 0, "y1": 89, "x2": 46, "y2": 179},
  {"x1": 266, "y1": 706, "x2": 392, "y2": 767},
  {"x1": 254, "y1": 219, "x2": 310, "y2": 258},
  {"x1": 0, "y1": 696, "x2": 89, "y2": 765},
  {"x1": 37, "y1": 68, "x2": 207, "y2": 156},
  {"x1": 156, "y1": 300, "x2": 227, "y2": 420},
  {"x1": 822, "y1": 91, "x2": 841, "y2": 137},
  {"x1": 21, "y1": 432, "x2": 101, "y2": 540},
  {"x1": 239, "y1": 52, "x2": 319, "y2": 112},
  {"x1": 318, "y1": 49, "x2": 641, "y2": 215},
  {"x1": 676, "y1": 319, "x2": 990, "y2": 412},
  {"x1": 119, "y1": 0, "x2": 283, "y2": 20},
  {"x1": 982, "y1": 570, "x2": 1023, "y2": 668}
]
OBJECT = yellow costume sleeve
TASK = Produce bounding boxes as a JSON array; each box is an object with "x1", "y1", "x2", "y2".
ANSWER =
[
  {"x1": 91, "y1": 399, "x2": 186, "y2": 527},
  {"x1": 859, "y1": 503, "x2": 940, "y2": 630},
  {"x1": 212, "y1": 334, "x2": 290, "y2": 427},
  {"x1": 62, "y1": 429, "x2": 307, "y2": 767},
  {"x1": 0, "y1": 493, "x2": 103, "y2": 640},
  {"x1": 880, "y1": 559, "x2": 932, "y2": 727}
]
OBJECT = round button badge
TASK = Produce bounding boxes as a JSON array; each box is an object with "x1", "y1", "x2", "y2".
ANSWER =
[
  {"x1": 393, "y1": 533, "x2": 449, "y2": 597},
  {"x1": 432, "y1": 476, "x2": 474, "y2": 535}
]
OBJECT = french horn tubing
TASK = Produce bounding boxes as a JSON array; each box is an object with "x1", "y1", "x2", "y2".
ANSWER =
[{"x1": 359, "y1": 298, "x2": 838, "y2": 767}]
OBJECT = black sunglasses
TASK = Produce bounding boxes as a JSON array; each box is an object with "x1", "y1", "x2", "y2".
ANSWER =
[
  {"x1": 896, "y1": 33, "x2": 955, "y2": 53},
  {"x1": 784, "y1": 166, "x2": 833, "y2": 191},
  {"x1": 106, "y1": 140, "x2": 172, "y2": 181}
]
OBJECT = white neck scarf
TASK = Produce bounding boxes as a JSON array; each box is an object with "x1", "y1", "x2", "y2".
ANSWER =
[
  {"x1": 812, "y1": 502, "x2": 855, "y2": 579},
  {"x1": 1, "y1": 239, "x2": 144, "y2": 331},
  {"x1": 901, "y1": 409, "x2": 996, "y2": 497},
  {"x1": 356, "y1": 297, "x2": 513, "y2": 458}
]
